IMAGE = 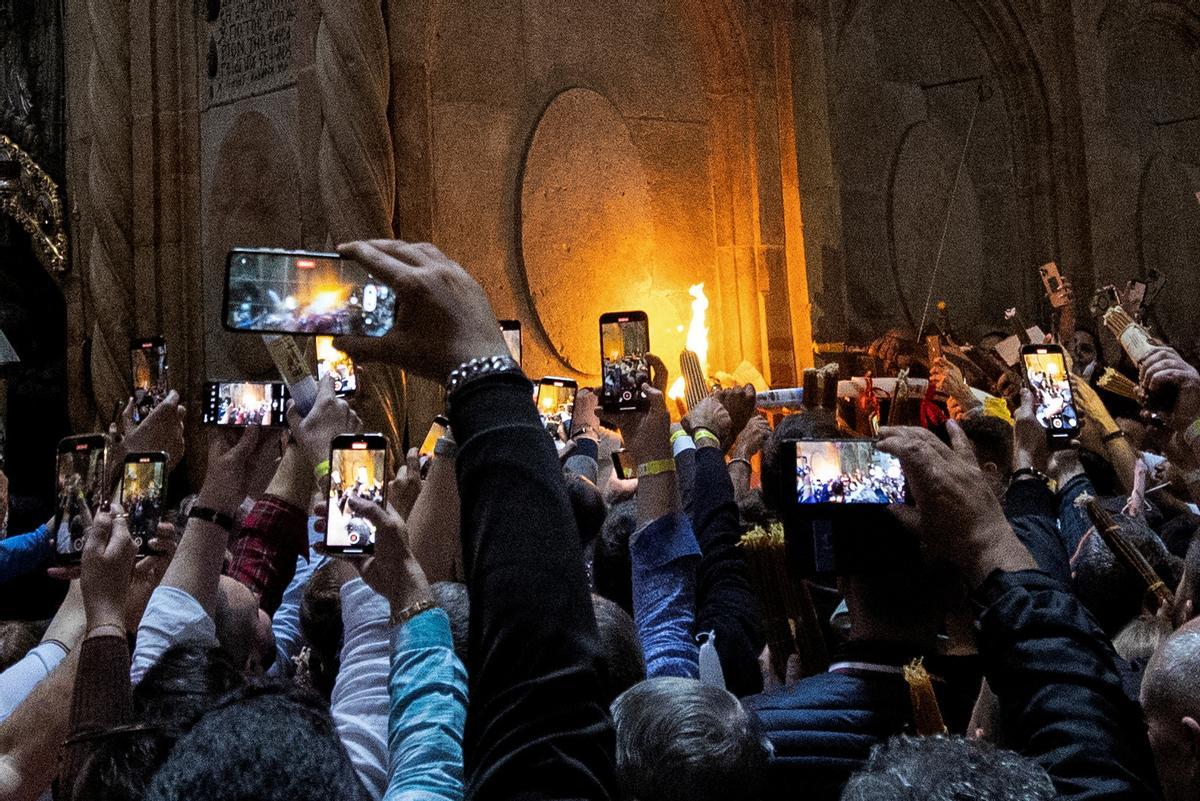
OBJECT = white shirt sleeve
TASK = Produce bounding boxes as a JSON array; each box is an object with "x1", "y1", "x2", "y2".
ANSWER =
[
  {"x1": 331, "y1": 578, "x2": 391, "y2": 800},
  {"x1": 130, "y1": 585, "x2": 218, "y2": 685},
  {"x1": 0, "y1": 641, "x2": 68, "y2": 724}
]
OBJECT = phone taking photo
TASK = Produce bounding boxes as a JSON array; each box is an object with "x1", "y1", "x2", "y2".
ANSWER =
[
  {"x1": 611, "y1": 448, "x2": 637, "y2": 481},
  {"x1": 1021, "y1": 344, "x2": 1079, "y2": 449},
  {"x1": 599, "y1": 311, "x2": 650, "y2": 412},
  {"x1": 52, "y1": 434, "x2": 108, "y2": 563},
  {"x1": 130, "y1": 337, "x2": 169, "y2": 423},
  {"x1": 1039, "y1": 262, "x2": 1071, "y2": 309},
  {"x1": 418, "y1": 416, "x2": 449, "y2": 467},
  {"x1": 121, "y1": 452, "x2": 167, "y2": 556},
  {"x1": 224, "y1": 248, "x2": 396, "y2": 337},
  {"x1": 316, "y1": 336, "x2": 357, "y2": 397},
  {"x1": 499, "y1": 320, "x2": 522, "y2": 366},
  {"x1": 201, "y1": 381, "x2": 290, "y2": 427},
  {"x1": 537, "y1": 377, "x2": 577, "y2": 440},
  {"x1": 325, "y1": 434, "x2": 388, "y2": 555},
  {"x1": 788, "y1": 439, "x2": 907, "y2": 509}
]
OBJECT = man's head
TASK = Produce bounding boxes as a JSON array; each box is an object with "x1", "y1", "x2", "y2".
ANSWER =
[
  {"x1": 593, "y1": 499, "x2": 637, "y2": 614},
  {"x1": 1071, "y1": 517, "x2": 1182, "y2": 636},
  {"x1": 299, "y1": 562, "x2": 345, "y2": 699},
  {"x1": 0, "y1": 620, "x2": 44, "y2": 672},
  {"x1": 612, "y1": 677, "x2": 768, "y2": 801},
  {"x1": 958, "y1": 416, "x2": 1014, "y2": 498},
  {"x1": 592, "y1": 594, "x2": 646, "y2": 706},
  {"x1": 431, "y1": 581, "x2": 469, "y2": 664},
  {"x1": 1070, "y1": 328, "x2": 1101, "y2": 372},
  {"x1": 841, "y1": 734, "x2": 1054, "y2": 801},
  {"x1": 761, "y1": 409, "x2": 841, "y2": 513},
  {"x1": 214, "y1": 575, "x2": 275, "y2": 675},
  {"x1": 1141, "y1": 618, "x2": 1200, "y2": 801}
]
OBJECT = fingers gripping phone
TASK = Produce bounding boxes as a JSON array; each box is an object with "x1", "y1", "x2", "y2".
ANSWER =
[
  {"x1": 121, "y1": 452, "x2": 167, "y2": 555},
  {"x1": 537, "y1": 377, "x2": 577, "y2": 440},
  {"x1": 1021, "y1": 344, "x2": 1080, "y2": 449},
  {"x1": 325, "y1": 434, "x2": 388, "y2": 555},
  {"x1": 316, "y1": 336, "x2": 357, "y2": 397},
  {"x1": 599, "y1": 312, "x2": 650, "y2": 412},
  {"x1": 201, "y1": 381, "x2": 290, "y2": 427},
  {"x1": 52, "y1": 435, "x2": 108, "y2": 564},
  {"x1": 788, "y1": 439, "x2": 907, "y2": 509},
  {"x1": 130, "y1": 337, "x2": 169, "y2": 423},
  {"x1": 499, "y1": 320, "x2": 522, "y2": 366},
  {"x1": 419, "y1": 416, "x2": 449, "y2": 467},
  {"x1": 223, "y1": 248, "x2": 396, "y2": 337}
]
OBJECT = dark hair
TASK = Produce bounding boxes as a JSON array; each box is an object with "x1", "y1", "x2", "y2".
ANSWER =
[
  {"x1": 613, "y1": 677, "x2": 768, "y2": 801},
  {"x1": 431, "y1": 581, "x2": 470, "y2": 665},
  {"x1": 70, "y1": 728, "x2": 180, "y2": 801},
  {"x1": 143, "y1": 684, "x2": 371, "y2": 801},
  {"x1": 761, "y1": 410, "x2": 841, "y2": 513},
  {"x1": 568, "y1": 473, "x2": 608, "y2": 547},
  {"x1": 841, "y1": 734, "x2": 1054, "y2": 801},
  {"x1": 592, "y1": 594, "x2": 646, "y2": 706},
  {"x1": 593, "y1": 500, "x2": 637, "y2": 615},
  {"x1": 135, "y1": 642, "x2": 246, "y2": 727},
  {"x1": 299, "y1": 562, "x2": 345, "y2": 700},
  {"x1": 958, "y1": 415, "x2": 1014, "y2": 477},
  {"x1": 0, "y1": 620, "x2": 45, "y2": 672}
]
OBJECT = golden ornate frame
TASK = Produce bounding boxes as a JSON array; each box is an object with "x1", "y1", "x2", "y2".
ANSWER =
[{"x1": 0, "y1": 133, "x2": 68, "y2": 274}]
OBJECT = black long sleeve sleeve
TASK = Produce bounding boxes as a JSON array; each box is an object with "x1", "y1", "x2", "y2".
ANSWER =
[
  {"x1": 1002, "y1": 479, "x2": 1071, "y2": 586},
  {"x1": 976, "y1": 570, "x2": 1161, "y2": 801},
  {"x1": 689, "y1": 445, "x2": 765, "y2": 697},
  {"x1": 450, "y1": 372, "x2": 618, "y2": 800}
]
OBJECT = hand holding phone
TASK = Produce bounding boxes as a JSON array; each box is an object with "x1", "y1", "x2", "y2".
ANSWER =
[
  {"x1": 52, "y1": 435, "x2": 109, "y2": 564},
  {"x1": 316, "y1": 336, "x2": 357, "y2": 396},
  {"x1": 537, "y1": 378, "x2": 577, "y2": 440},
  {"x1": 499, "y1": 320, "x2": 522, "y2": 365},
  {"x1": 1039, "y1": 262, "x2": 1072, "y2": 309},
  {"x1": 1020, "y1": 344, "x2": 1080, "y2": 448},
  {"x1": 129, "y1": 337, "x2": 169, "y2": 423},
  {"x1": 788, "y1": 439, "x2": 906, "y2": 509},
  {"x1": 120, "y1": 452, "x2": 167, "y2": 555},
  {"x1": 325, "y1": 434, "x2": 388, "y2": 555},
  {"x1": 600, "y1": 312, "x2": 650, "y2": 412},
  {"x1": 202, "y1": 381, "x2": 290, "y2": 427}
]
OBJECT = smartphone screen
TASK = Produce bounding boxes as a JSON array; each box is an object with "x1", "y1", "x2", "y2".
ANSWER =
[
  {"x1": 611, "y1": 449, "x2": 637, "y2": 481},
  {"x1": 418, "y1": 416, "x2": 449, "y2": 466},
  {"x1": 537, "y1": 377, "x2": 577, "y2": 439},
  {"x1": 499, "y1": 320, "x2": 521, "y2": 365},
  {"x1": 316, "y1": 336, "x2": 357, "y2": 396},
  {"x1": 325, "y1": 435, "x2": 387, "y2": 554},
  {"x1": 121, "y1": 453, "x2": 167, "y2": 554},
  {"x1": 791, "y1": 440, "x2": 906, "y2": 507},
  {"x1": 52, "y1": 435, "x2": 108, "y2": 562},
  {"x1": 130, "y1": 337, "x2": 169, "y2": 423},
  {"x1": 600, "y1": 312, "x2": 650, "y2": 411},
  {"x1": 1022, "y1": 345, "x2": 1079, "y2": 444},
  {"x1": 224, "y1": 248, "x2": 396, "y2": 337},
  {"x1": 201, "y1": 381, "x2": 290, "y2": 427}
]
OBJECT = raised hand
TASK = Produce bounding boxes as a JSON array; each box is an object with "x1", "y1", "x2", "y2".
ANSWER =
[
  {"x1": 341, "y1": 494, "x2": 433, "y2": 614},
  {"x1": 333, "y1": 240, "x2": 509, "y2": 381},
  {"x1": 610, "y1": 386, "x2": 672, "y2": 465},
  {"x1": 121, "y1": 390, "x2": 186, "y2": 469},
  {"x1": 682, "y1": 395, "x2": 732, "y2": 449},
  {"x1": 286, "y1": 374, "x2": 363, "y2": 471},
  {"x1": 1140, "y1": 346, "x2": 1200, "y2": 432},
  {"x1": 388, "y1": 447, "x2": 422, "y2": 519},
  {"x1": 572, "y1": 388, "x2": 602, "y2": 441},
  {"x1": 81, "y1": 503, "x2": 137, "y2": 631},
  {"x1": 1012, "y1": 389, "x2": 1049, "y2": 474},
  {"x1": 713, "y1": 384, "x2": 757, "y2": 450},
  {"x1": 198, "y1": 426, "x2": 277, "y2": 518},
  {"x1": 732, "y1": 415, "x2": 771, "y2": 461}
]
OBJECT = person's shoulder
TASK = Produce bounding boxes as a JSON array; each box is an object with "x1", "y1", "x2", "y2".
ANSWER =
[{"x1": 743, "y1": 670, "x2": 872, "y2": 714}]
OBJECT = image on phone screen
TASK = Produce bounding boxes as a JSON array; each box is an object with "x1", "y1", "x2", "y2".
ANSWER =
[
  {"x1": 499, "y1": 320, "x2": 521, "y2": 365},
  {"x1": 326, "y1": 437, "x2": 387, "y2": 553},
  {"x1": 53, "y1": 436, "x2": 107, "y2": 560},
  {"x1": 1022, "y1": 347, "x2": 1079, "y2": 436},
  {"x1": 793, "y1": 440, "x2": 906, "y2": 506},
  {"x1": 600, "y1": 312, "x2": 649, "y2": 411},
  {"x1": 202, "y1": 381, "x2": 290, "y2": 427},
  {"x1": 537, "y1": 378, "x2": 577, "y2": 440},
  {"x1": 418, "y1": 417, "x2": 448, "y2": 466},
  {"x1": 130, "y1": 337, "x2": 168, "y2": 424},
  {"x1": 121, "y1": 454, "x2": 166, "y2": 553},
  {"x1": 224, "y1": 249, "x2": 396, "y2": 337},
  {"x1": 316, "y1": 336, "x2": 357, "y2": 396}
]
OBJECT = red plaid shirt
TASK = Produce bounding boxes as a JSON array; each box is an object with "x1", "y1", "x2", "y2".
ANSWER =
[{"x1": 225, "y1": 494, "x2": 309, "y2": 615}]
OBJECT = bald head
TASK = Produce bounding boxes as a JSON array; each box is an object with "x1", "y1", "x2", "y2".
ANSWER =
[{"x1": 1143, "y1": 617, "x2": 1200, "y2": 721}]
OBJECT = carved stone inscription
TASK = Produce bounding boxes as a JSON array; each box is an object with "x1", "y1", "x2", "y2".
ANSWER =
[{"x1": 205, "y1": 0, "x2": 296, "y2": 107}]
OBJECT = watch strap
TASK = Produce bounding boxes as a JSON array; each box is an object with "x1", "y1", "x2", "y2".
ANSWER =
[{"x1": 188, "y1": 505, "x2": 236, "y2": 533}]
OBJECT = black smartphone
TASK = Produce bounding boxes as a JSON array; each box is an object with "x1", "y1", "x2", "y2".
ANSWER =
[
  {"x1": 325, "y1": 433, "x2": 388, "y2": 555},
  {"x1": 1021, "y1": 344, "x2": 1080, "y2": 449},
  {"x1": 315, "y1": 336, "x2": 357, "y2": 397},
  {"x1": 499, "y1": 320, "x2": 522, "y2": 366},
  {"x1": 130, "y1": 336, "x2": 169, "y2": 423},
  {"x1": 418, "y1": 415, "x2": 450, "y2": 466},
  {"x1": 787, "y1": 439, "x2": 907, "y2": 510},
  {"x1": 121, "y1": 451, "x2": 167, "y2": 555},
  {"x1": 51, "y1": 434, "x2": 109, "y2": 563},
  {"x1": 223, "y1": 248, "x2": 396, "y2": 337},
  {"x1": 537, "y1": 377, "x2": 577, "y2": 440},
  {"x1": 599, "y1": 311, "x2": 650, "y2": 412},
  {"x1": 201, "y1": 381, "x2": 290, "y2": 427},
  {"x1": 611, "y1": 448, "x2": 637, "y2": 481}
]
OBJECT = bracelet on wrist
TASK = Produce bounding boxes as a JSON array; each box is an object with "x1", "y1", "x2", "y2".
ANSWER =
[
  {"x1": 445, "y1": 354, "x2": 525, "y2": 396},
  {"x1": 728, "y1": 456, "x2": 753, "y2": 471},
  {"x1": 84, "y1": 623, "x2": 126, "y2": 641},
  {"x1": 1010, "y1": 467, "x2": 1049, "y2": 484},
  {"x1": 1102, "y1": 429, "x2": 1126, "y2": 444},
  {"x1": 188, "y1": 505, "x2": 236, "y2": 533},
  {"x1": 692, "y1": 428, "x2": 721, "y2": 447},
  {"x1": 670, "y1": 428, "x2": 691, "y2": 445},
  {"x1": 390, "y1": 598, "x2": 437, "y2": 628},
  {"x1": 637, "y1": 458, "x2": 676, "y2": 479},
  {"x1": 314, "y1": 459, "x2": 331, "y2": 480},
  {"x1": 1183, "y1": 418, "x2": 1200, "y2": 448}
]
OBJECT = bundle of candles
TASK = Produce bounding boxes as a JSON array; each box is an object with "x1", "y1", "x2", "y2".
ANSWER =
[
  {"x1": 1076, "y1": 493, "x2": 1174, "y2": 610},
  {"x1": 1097, "y1": 368, "x2": 1141, "y2": 402},
  {"x1": 1102, "y1": 304, "x2": 1157, "y2": 364}
]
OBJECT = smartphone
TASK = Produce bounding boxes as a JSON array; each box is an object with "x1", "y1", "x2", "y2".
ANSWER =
[
  {"x1": 201, "y1": 381, "x2": 290, "y2": 427},
  {"x1": 537, "y1": 377, "x2": 577, "y2": 439},
  {"x1": 325, "y1": 434, "x2": 388, "y2": 555},
  {"x1": 418, "y1": 415, "x2": 450, "y2": 466},
  {"x1": 611, "y1": 448, "x2": 637, "y2": 481},
  {"x1": 316, "y1": 336, "x2": 357, "y2": 397},
  {"x1": 130, "y1": 337, "x2": 169, "y2": 423},
  {"x1": 788, "y1": 439, "x2": 907, "y2": 509},
  {"x1": 599, "y1": 311, "x2": 650, "y2": 412},
  {"x1": 1021, "y1": 344, "x2": 1080, "y2": 448},
  {"x1": 499, "y1": 320, "x2": 522, "y2": 365},
  {"x1": 51, "y1": 434, "x2": 108, "y2": 563},
  {"x1": 1039, "y1": 262, "x2": 1071, "y2": 309},
  {"x1": 121, "y1": 452, "x2": 167, "y2": 555},
  {"x1": 223, "y1": 248, "x2": 396, "y2": 337}
]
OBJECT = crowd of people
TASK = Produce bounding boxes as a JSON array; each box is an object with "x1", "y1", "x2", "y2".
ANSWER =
[{"x1": 0, "y1": 238, "x2": 1199, "y2": 801}]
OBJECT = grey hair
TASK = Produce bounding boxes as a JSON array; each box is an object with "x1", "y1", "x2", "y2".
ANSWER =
[
  {"x1": 1142, "y1": 627, "x2": 1200, "y2": 722},
  {"x1": 612, "y1": 677, "x2": 769, "y2": 801},
  {"x1": 840, "y1": 734, "x2": 1054, "y2": 801}
]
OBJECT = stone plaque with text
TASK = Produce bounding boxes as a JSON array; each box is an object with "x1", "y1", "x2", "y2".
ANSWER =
[{"x1": 204, "y1": 0, "x2": 297, "y2": 108}]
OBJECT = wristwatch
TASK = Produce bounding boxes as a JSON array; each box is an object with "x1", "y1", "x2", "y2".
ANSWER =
[
  {"x1": 1009, "y1": 467, "x2": 1049, "y2": 485},
  {"x1": 188, "y1": 505, "x2": 236, "y2": 533}
]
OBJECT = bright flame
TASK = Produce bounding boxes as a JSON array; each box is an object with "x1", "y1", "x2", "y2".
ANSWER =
[
  {"x1": 309, "y1": 288, "x2": 347, "y2": 314},
  {"x1": 686, "y1": 283, "x2": 709, "y2": 374},
  {"x1": 668, "y1": 377, "x2": 685, "y2": 400}
]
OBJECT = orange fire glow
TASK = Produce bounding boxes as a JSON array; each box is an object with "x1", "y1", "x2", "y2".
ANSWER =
[
  {"x1": 686, "y1": 283, "x2": 709, "y2": 374},
  {"x1": 667, "y1": 377, "x2": 685, "y2": 399}
]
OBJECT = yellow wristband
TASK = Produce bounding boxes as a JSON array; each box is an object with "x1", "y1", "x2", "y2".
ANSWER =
[
  {"x1": 670, "y1": 428, "x2": 691, "y2": 444},
  {"x1": 637, "y1": 458, "x2": 677, "y2": 479},
  {"x1": 314, "y1": 460, "x2": 331, "y2": 480},
  {"x1": 692, "y1": 428, "x2": 720, "y2": 447}
]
